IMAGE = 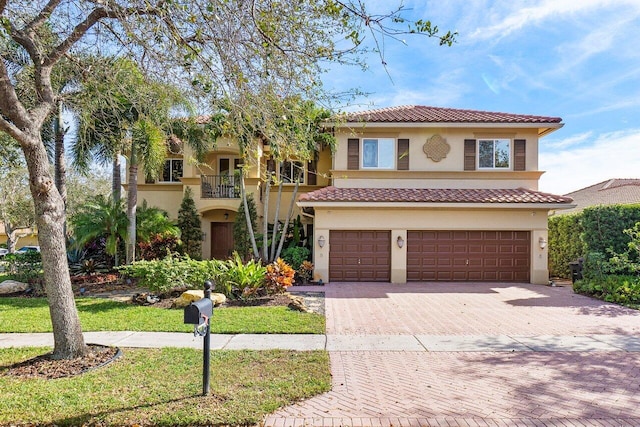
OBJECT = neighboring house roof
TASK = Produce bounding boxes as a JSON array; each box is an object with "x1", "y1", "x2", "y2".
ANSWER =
[
  {"x1": 299, "y1": 186, "x2": 573, "y2": 205},
  {"x1": 342, "y1": 105, "x2": 563, "y2": 125},
  {"x1": 558, "y1": 178, "x2": 640, "y2": 214}
]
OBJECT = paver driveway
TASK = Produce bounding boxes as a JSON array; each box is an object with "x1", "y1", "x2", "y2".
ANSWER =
[{"x1": 264, "y1": 282, "x2": 640, "y2": 426}]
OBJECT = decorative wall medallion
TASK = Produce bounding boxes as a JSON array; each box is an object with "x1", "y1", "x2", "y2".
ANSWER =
[{"x1": 423, "y1": 134, "x2": 450, "y2": 162}]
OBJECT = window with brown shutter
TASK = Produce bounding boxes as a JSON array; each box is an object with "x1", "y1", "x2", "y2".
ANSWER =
[
  {"x1": 464, "y1": 139, "x2": 476, "y2": 171},
  {"x1": 347, "y1": 138, "x2": 359, "y2": 170},
  {"x1": 397, "y1": 139, "x2": 409, "y2": 170},
  {"x1": 514, "y1": 139, "x2": 526, "y2": 171}
]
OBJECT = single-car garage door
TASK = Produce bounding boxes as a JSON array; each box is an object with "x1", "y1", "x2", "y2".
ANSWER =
[
  {"x1": 329, "y1": 230, "x2": 390, "y2": 282},
  {"x1": 407, "y1": 231, "x2": 530, "y2": 282}
]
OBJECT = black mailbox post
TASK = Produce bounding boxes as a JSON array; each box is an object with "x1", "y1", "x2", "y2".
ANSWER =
[{"x1": 183, "y1": 281, "x2": 213, "y2": 396}]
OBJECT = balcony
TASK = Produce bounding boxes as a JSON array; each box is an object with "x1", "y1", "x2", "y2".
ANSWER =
[{"x1": 201, "y1": 175, "x2": 241, "y2": 199}]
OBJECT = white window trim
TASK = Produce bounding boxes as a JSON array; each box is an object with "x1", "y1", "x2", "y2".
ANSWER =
[
  {"x1": 361, "y1": 137, "x2": 396, "y2": 170},
  {"x1": 159, "y1": 158, "x2": 184, "y2": 183},
  {"x1": 477, "y1": 138, "x2": 511, "y2": 170}
]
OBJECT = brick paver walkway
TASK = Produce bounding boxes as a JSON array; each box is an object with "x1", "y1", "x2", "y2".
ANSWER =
[{"x1": 264, "y1": 283, "x2": 640, "y2": 426}]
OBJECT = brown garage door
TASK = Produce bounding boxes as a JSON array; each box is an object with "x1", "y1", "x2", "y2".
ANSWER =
[
  {"x1": 329, "y1": 231, "x2": 391, "y2": 282},
  {"x1": 407, "y1": 231, "x2": 530, "y2": 282}
]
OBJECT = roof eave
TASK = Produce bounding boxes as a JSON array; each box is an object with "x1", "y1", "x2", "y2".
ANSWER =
[
  {"x1": 297, "y1": 201, "x2": 577, "y2": 210},
  {"x1": 333, "y1": 122, "x2": 564, "y2": 133}
]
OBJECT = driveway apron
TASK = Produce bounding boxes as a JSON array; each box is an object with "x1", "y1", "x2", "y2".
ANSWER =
[{"x1": 264, "y1": 282, "x2": 640, "y2": 426}]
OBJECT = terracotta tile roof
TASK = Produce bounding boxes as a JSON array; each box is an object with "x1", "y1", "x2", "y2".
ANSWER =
[
  {"x1": 299, "y1": 186, "x2": 573, "y2": 204},
  {"x1": 559, "y1": 178, "x2": 640, "y2": 214},
  {"x1": 343, "y1": 105, "x2": 562, "y2": 124}
]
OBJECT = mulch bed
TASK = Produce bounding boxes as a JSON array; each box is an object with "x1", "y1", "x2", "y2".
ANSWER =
[{"x1": 3, "y1": 344, "x2": 121, "y2": 380}]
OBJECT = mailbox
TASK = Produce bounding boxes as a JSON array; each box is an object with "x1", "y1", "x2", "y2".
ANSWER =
[{"x1": 184, "y1": 298, "x2": 213, "y2": 325}]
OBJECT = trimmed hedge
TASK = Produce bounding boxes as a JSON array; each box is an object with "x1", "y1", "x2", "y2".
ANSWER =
[
  {"x1": 549, "y1": 204, "x2": 640, "y2": 279},
  {"x1": 581, "y1": 204, "x2": 640, "y2": 255},
  {"x1": 548, "y1": 213, "x2": 585, "y2": 278}
]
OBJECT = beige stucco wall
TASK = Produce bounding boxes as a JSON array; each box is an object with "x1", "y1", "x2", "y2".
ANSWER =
[
  {"x1": 312, "y1": 207, "x2": 550, "y2": 285},
  {"x1": 333, "y1": 127, "x2": 541, "y2": 190}
]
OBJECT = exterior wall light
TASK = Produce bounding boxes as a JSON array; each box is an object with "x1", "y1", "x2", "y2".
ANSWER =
[
  {"x1": 201, "y1": 232, "x2": 206, "y2": 241},
  {"x1": 397, "y1": 235, "x2": 405, "y2": 248},
  {"x1": 539, "y1": 236, "x2": 547, "y2": 249},
  {"x1": 317, "y1": 235, "x2": 326, "y2": 248}
]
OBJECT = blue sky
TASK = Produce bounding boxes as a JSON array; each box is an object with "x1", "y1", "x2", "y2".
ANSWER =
[{"x1": 324, "y1": 0, "x2": 640, "y2": 195}]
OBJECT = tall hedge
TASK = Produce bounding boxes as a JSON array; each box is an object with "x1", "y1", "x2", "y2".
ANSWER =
[
  {"x1": 548, "y1": 204, "x2": 640, "y2": 278},
  {"x1": 548, "y1": 213, "x2": 585, "y2": 278},
  {"x1": 581, "y1": 204, "x2": 640, "y2": 255}
]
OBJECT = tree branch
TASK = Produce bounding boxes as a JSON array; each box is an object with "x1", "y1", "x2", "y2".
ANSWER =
[
  {"x1": 24, "y1": 0, "x2": 62, "y2": 33},
  {"x1": 0, "y1": 0, "x2": 6, "y2": 16},
  {"x1": 0, "y1": 61, "x2": 30, "y2": 136}
]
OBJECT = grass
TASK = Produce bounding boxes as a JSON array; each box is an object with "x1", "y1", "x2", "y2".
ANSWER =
[
  {"x1": 0, "y1": 346, "x2": 331, "y2": 426},
  {"x1": 0, "y1": 297, "x2": 325, "y2": 334}
]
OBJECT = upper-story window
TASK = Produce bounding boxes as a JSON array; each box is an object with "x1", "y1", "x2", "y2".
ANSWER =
[
  {"x1": 362, "y1": 138, "x2": 395, "y2": 169},
  {"x1": 478, "y1": 139, "x2": 510, "y2": 169},
  {"x1": 280, "y1": 160, "x2": 304, "y2": 184},
  {"x1": 161, "y1": 159, "x2": 183, "y2": 182}
]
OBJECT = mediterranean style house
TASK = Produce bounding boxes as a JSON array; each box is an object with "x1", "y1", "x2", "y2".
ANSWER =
[{"x1": 133, "y1": 105, "x2": 574, "y2": 285}]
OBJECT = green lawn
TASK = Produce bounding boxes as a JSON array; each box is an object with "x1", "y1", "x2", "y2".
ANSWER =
[
  {"x1": 0, "y1": 347, "x2": 331, "y2": 426},
  {"x1": 0, "y1": 297, "x2": 325, "y2": 334}
]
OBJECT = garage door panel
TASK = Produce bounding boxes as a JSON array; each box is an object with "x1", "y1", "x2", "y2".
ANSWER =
[
  {"x1": 329, "y1": 231, "x2": 390, "y2": 282},
  {"x1": 407, "y1": 230, "x2": 530, "y2": 282}
]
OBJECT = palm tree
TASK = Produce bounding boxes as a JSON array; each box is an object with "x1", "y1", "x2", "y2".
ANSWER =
[
  {"x1": 70, "y1": 195, "x2": 128, "y2": 267},
  {"x1": 71, "y1": 58, "x2": 190, "y2": 264}
]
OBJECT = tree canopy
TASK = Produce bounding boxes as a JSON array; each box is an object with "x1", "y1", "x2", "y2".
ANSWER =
[{"x1": 0, "y1": 0, "x2": 455, "y2": 359}]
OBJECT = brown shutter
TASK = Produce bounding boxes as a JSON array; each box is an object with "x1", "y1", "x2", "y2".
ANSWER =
[
  {"x1": 464, "y1": 139, "x2": 476, "y2": 171},
  {"x1": 514, "y1": 139, "x2": 526, "y2": 171},
  {"x1": 347, "y1": 138, "x2": 359, "y2": 170},
  {"x1": 307, "y1": 159, "x2": 317, "y2": 185},
  {"x1": 397, "y1": 139, "x2": 409, "y2": 170}
]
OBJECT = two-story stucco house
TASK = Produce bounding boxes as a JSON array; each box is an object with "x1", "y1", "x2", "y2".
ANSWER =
[
  {"x1": 298, "y1": 105, "x2": 574, "y2": 285},
  {"x1": 133, "y1": 105, "x2": 573, "y2": 285}
]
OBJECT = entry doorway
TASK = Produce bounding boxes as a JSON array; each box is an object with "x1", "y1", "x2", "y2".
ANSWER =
[{"x1": 210, "y1": 222, "x2": 234, "y2": 260}]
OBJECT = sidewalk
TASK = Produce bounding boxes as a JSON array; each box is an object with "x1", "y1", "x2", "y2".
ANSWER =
[{"x1": 3, "y1": 331, "x2": 640, "y2": 352}]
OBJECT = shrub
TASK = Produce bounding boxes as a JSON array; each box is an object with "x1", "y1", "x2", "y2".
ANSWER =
[
  {"x1": 574, "y1": 274, "x2": 640, "y2": 306},
  {"x1": 216, "y1": 252, "x2": 267, "y2": 299},
  {"x1": 4, "y1": 252, "x2": 43, "y2": 293},
  {"x1": 280, "y1": 246, "x2": 310, "y2": 272},
  {"x1": 581, "y1": 204, "x2": 640, "y2": 256},
  {"x1": 297, "y1": 260, "x2": 314, "y2": 283},
  {"x1": 137, "y1": 233, "x2": 182, "y2": 261},
  {"x1": 118, "y1": 254, "x2": 219, "y2": 294},
  {"x1": 265, "y1": 258, "x2": 295, "y2": 294},
  {"x1": 548, "y1": 213, "x2": 585, "y2": 278}
]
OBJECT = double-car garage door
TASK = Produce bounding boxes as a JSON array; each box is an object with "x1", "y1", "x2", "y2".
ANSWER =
[{"x1": 329, "y1": 230, "x2": 530, "y2": 282}]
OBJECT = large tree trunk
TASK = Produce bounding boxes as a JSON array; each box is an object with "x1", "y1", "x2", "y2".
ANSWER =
[
  {"x1": 23, "y1": 133, "x2": 87, "y2": 359},
  {"x1": 126, "y1": 145, "x2": 138, "y2": 265}
]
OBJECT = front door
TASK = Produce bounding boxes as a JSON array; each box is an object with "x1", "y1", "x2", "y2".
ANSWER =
[{"x1": 211, "y1": 222, "x2": 234, "y2": 260}]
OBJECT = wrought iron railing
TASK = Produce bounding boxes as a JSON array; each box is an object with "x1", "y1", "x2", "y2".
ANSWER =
[{"x1": 201, "y1": 175, "x2": 241, "y2": 199}]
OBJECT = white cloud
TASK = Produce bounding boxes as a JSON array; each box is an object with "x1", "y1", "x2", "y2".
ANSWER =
[
  {"x1": 544, "y1": 131, "x2": 594, "y2": 149},
  {"x1": 539, "y1": 129, "x2": 640, "y2": 194},
  {"x1": 469, "y1": 0, "x2": 631, "y2": 42}
]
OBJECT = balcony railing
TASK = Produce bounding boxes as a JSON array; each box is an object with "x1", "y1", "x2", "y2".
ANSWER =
[{"x1": 201, "y1": 175, "x2": 241, "y2": 199}]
